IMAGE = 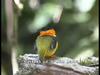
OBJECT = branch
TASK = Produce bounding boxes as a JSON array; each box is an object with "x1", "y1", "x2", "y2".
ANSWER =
[
  {"x1": 16, "y1": 54, "x2": 99, "y2": 75},
  {"x1": 5, "y1": 0, "x2": 19, "y2": 74}
]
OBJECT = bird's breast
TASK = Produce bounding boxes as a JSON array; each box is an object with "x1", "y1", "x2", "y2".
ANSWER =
[{"x1": 36, "y1": 36, "x2": 58, "y2": 58}]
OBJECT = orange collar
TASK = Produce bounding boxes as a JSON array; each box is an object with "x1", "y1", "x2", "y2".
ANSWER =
[{"x1": 40, "y1": 29, "x2": 56, "y2": 37}]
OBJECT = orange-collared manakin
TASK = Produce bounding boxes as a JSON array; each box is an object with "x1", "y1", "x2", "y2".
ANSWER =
[{"x1": 36, "y1": 29, "x2": 58, "y2": 61}]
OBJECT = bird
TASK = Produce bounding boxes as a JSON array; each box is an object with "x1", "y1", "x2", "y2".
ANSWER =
[{"x1": 36, "y1": 29, "x2": 58, "y2": 62}]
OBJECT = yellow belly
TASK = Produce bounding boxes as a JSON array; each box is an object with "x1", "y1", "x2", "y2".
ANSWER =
[
  {"x1": 38, "y1": 48, "x2": 56, "y2": 59},
  {"x1": 36, "y1": 36, "x2": 58, "y2": 59}
]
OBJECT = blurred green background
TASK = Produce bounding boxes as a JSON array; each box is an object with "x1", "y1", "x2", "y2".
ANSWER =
[{"x1": 1, "y1": 0, "x2": 99, "y2": 75}]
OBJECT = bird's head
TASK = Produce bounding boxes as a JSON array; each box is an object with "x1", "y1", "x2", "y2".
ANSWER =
[{"x1": 39, "y1": 29, "x2": 56, "y2": 37}]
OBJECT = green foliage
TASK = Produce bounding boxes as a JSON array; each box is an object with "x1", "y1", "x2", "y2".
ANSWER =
[
  {"x1": 2, "y1": 0, "x2": 99, "y2": 56},
  {"x1": 78, "y1": 57, "x2": 98, "y2": 67}
]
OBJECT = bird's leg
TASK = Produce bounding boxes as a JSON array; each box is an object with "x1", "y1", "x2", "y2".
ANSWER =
[
  {"x1": 39, "y1": 55, "x2": 57, "y2": 64},
  {"x1": 39, "y1": 57, "x2": 48, "y2": 64},
  {"x1": 45, "y1": 55, "x2": 57, "y2": 63}
]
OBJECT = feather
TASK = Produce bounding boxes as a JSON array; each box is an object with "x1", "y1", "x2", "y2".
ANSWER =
[
  {"x1": 50, "y1": 37, "x2": 57, "y2": 50},
  {"x1": 40, "y1": 29, "x2": 56, "y2": 37}
]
